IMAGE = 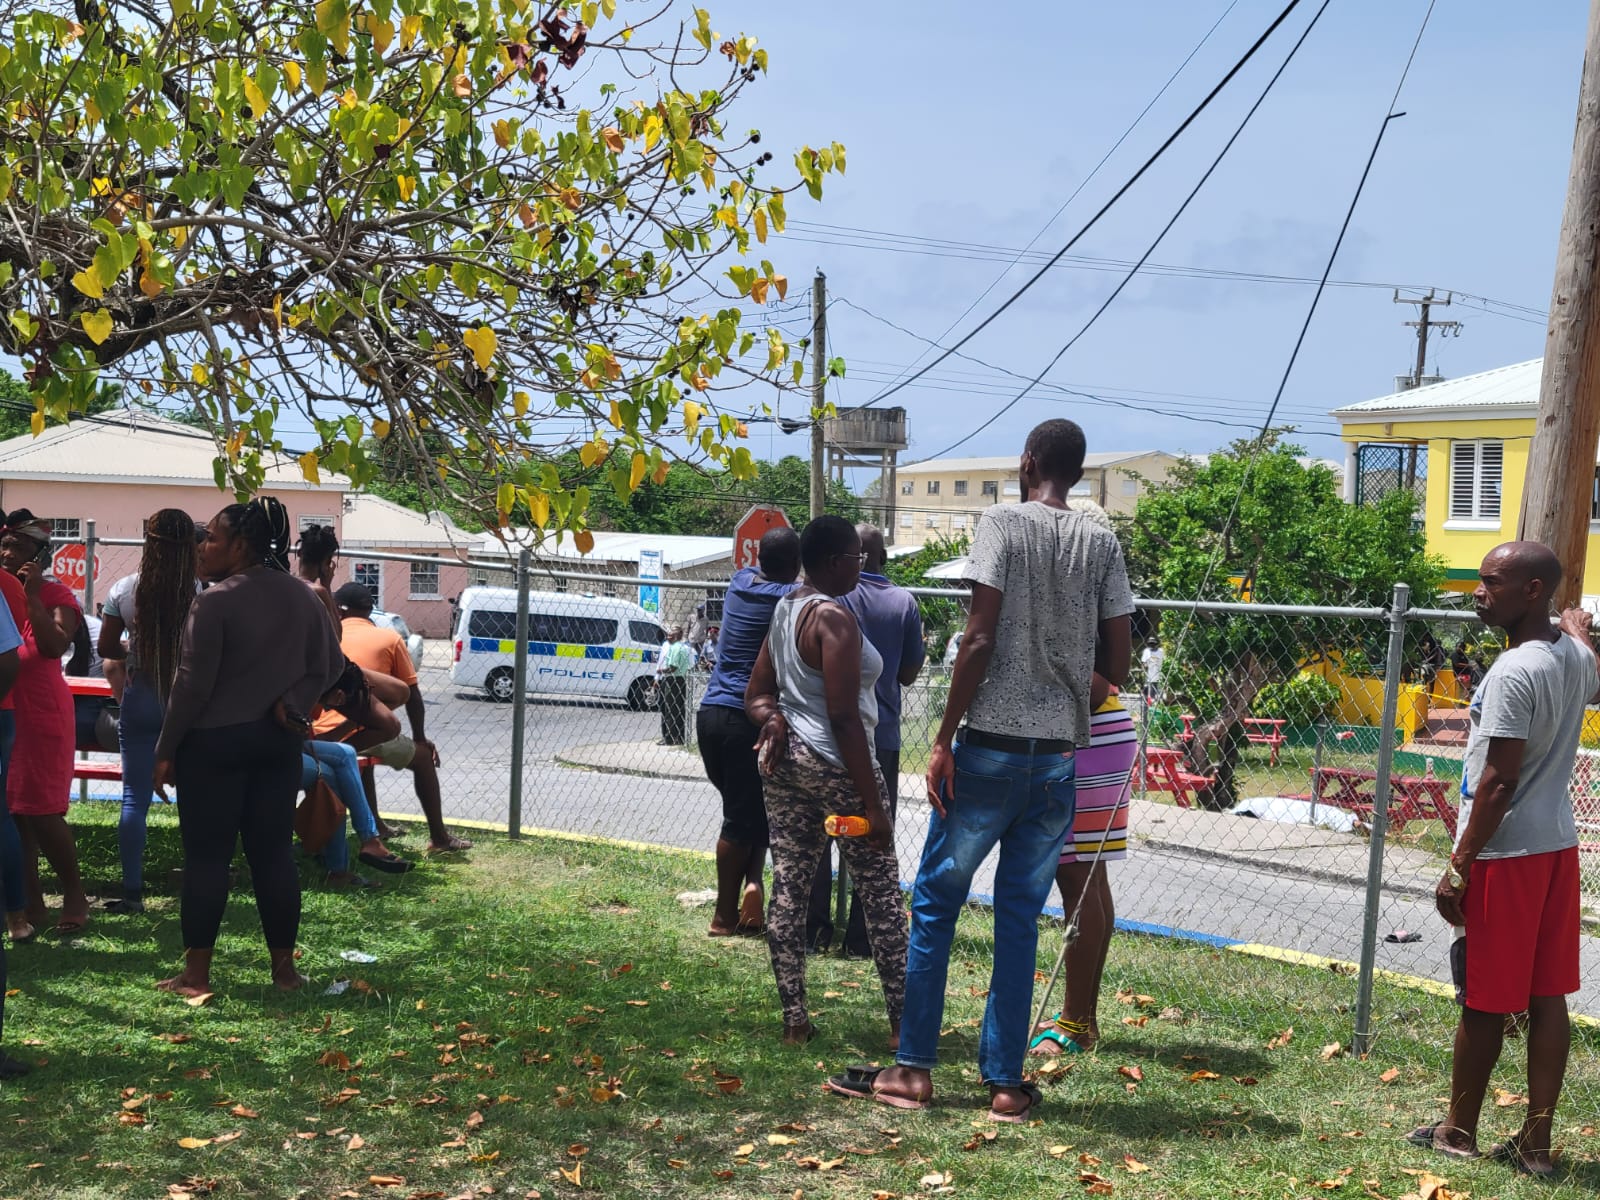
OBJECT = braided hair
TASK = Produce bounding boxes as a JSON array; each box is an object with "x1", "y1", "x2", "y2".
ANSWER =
[
  {"x1": 132, "y1": 508, "x2": 197, "y2": 702},
  {"x1": 297, "y1": 523, "x2": 339, "y2": 577},
  {"x1": 216, "y1": 497, "x2": 293, "y2": 573}
]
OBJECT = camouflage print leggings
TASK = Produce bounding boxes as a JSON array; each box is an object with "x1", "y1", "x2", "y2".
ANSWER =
[{"x1": 763, "y1": 735, "x2": 908, "y2": 1030}]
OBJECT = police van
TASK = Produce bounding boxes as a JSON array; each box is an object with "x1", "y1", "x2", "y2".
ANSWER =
[{"x1": 451, "y1": 587, "x2": 665, "y2": 708}]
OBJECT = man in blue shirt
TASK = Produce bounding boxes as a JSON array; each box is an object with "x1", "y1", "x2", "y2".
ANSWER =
[
  {"x1": 808, "y1": 524, "x2": 925, "y2": 955},
  {"x1": 0, "y1": 598, "x2": 27, "y2": 1078},
  {"x1": 696, "y1": 528, "x2": 801, "y2": 936}
]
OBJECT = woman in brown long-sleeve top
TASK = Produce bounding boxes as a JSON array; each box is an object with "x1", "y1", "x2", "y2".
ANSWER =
[{"x1": 152, "y1": 499, "x2": 345, "y2": 997}]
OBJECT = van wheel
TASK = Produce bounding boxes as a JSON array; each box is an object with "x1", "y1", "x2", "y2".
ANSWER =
[
  {"x1": 485, "y1": 668, "x2": 517, "y2": 703},
  {"x1": 626, "y1": 679, "x2": 654, "y2": 712}
]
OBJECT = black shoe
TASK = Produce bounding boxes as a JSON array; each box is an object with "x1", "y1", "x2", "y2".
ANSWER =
[
  {"x1": 0, "y1": 1052, "x2": 32, "y2": 1079},
  {"x1": 103, "y1": 896, "x2": 145, "y2": 914},
  {"x1": 842, "y1": 943, "x2": 873, "y2": 960}
]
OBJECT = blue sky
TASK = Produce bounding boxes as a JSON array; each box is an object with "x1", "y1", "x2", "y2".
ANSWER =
[{"x1": 727, "y1": 0, "x2": 1583, "y2": 475}]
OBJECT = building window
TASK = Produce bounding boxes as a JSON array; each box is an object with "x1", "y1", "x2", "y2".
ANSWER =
[
  {"x1": 1069, "y1": 481, "x2": 1092, "y2": 497},
  {"x1": 1003, "y1": 481, "x2": 1021, "y2": 497},
  {"x1": 1592, "y1": 467, "x2": 1600, "y2": 522},
  {"x1": 50, "y1": 518, "x2": 82, "y2": 541},
  {"x1": 952, "y1": 515, "x2": 967, "y2": 530},
  {"x1": 352, "y1": 561, "x2": 383, "y2": 608},
  {"x1": 899, "y1": 513, "x2": 913, "y2": 528},
  {"x1": 900, "y1": 481, "x2": 913, "y2": 496},
  {"x1": 1121, "y1": 476, "x2": 1138, "y2": 497},
  {"x1": 298, "y1": 514, "x2": 335, "y2": 532},
  {"x1": 409, "y1": 559, "x2": 440, "y2": 598},
  {"x1": 981, "y1": 480, "x2": 998, "y2": 497},
  {"x1": 925, "y1": 515, "x2": 938, "y2": 528},
  {"x1": 926, "y1": 480, "x2": 940, "y2": 496},
  {"x1": 1448, "y1": 440, "x2": 1503, "y2": 521},
  {"x1": 953, "y1": 479, "x2": 968, "y2": 497}
]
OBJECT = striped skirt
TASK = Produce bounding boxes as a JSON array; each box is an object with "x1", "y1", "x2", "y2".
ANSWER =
[{"x1": 1059, "y1": 701, "x2": 1137, "y2": 865}]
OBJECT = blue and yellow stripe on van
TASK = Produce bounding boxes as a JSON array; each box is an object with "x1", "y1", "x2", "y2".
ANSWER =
[{"x1": 467, "y1": 638, "x2": 656, "y2": 663}]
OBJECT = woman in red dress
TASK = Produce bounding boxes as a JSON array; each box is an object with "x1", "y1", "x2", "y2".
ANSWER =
[{"x1": 0, "y1": 511, "x2": 88, "y2": 934}]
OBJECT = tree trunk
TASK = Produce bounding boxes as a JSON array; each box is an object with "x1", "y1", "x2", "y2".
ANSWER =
[{"x1": 1187, "y1": 652, "x2": 1267, "y2": 811}]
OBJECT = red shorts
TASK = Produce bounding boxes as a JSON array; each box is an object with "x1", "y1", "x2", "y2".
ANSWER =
[{"x1": 1460, "y1": 847, "x2": 1581, "y2": 1014}]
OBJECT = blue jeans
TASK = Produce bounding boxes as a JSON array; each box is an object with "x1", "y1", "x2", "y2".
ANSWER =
[
  {"x1": 302, "y1": 741, "x2": 379, "y2": 873},
  {"x1": 896, "y1": 740, "x2": 1077, "y2": 1088},
  {"x1": 117, "y1": 673, "x2": 164, "y2": 894},
  {"x1": 0, "y1": 712, "x2": 19, "y2": 914}
]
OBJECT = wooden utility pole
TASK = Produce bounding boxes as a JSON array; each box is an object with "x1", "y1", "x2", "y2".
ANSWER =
[
  {"x1": 809, "y1": 269, "x2": 827, "y2": 520},
  {"x1": 1520, "y1": 0, "x2": 1600, "y2": 608}
]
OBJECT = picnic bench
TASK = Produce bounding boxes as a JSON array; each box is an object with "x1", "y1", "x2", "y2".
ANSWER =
[
  {"x1": 1308, "y1": 765, "x2": 1458, "y2": 837},
  {"x1": 1180, "y1": 714, "x2": 1289, "y2": 765},
  {"x1": 1138, "y1": 746, "x2": 1216, "y2": 809}
]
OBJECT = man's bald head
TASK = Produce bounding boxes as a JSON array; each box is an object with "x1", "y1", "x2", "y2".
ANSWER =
[
  {"x1": 758, "y1": 526, "x2": 801, "y2": 583},
  {"x1": 856, "y1": 523, "x2": 887, "y2": 574},
  {"x1": 1485, "y1": 541, "x2": 1563, "y2": 591},
  {"x1": 1475, "y1": 540, "x2": 1563, "y2": 633}
]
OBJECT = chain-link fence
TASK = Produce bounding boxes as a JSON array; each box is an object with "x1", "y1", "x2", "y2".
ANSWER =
[{"x1": 45, "y1": 527, "x2": 1600, "y2": 1111}]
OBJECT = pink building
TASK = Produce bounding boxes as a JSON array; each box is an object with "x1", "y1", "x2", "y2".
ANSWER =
[
  {"x1": 0, "y1": 411, "x2": 349, "y2": 604},
  {"x1": 338, "y1": 495, "x2": 478, "y2": 638}
]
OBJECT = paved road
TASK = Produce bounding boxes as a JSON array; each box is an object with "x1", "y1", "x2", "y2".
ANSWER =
[{"x1": 371, "y1": 651, "x2": 1600, "y2": 1021}]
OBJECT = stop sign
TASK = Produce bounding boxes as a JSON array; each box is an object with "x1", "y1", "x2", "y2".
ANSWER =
[
  {"x1": 731, "y1": 505, "x2": 791, "y2": 571},
  {"x1": 51, "y1": 543, "x2": 99, "y2": 593}
]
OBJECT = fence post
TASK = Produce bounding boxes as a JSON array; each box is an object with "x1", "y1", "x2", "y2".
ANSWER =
[
  {"x1": 1352, "y1": 581, "x2": 1410, "y2": 1056},
  {"x1": 507, "y1": 548, "x2": 531, "y2": 840},
  {"x1": 84, "y1": 518, "x2": 97, "y2": 613}
]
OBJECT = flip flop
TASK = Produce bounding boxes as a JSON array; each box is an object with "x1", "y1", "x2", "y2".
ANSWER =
[
  {"x1": 823, "y1": 1065, "x2": 928, "y2": 1110},
  {"x1": 1405, "y1": 1122, "x2": 1481, "y2": 1159},
  {"x1": 987, "y1": 1082, "x2": 1043, "y2": 1124},
  {"x1": 1489, "y1": 1140, "x2": 1557, "y2": 1177},
  {"x1": 7, "y1": 923, "x2": 36, "y2": 944},
  {"x1": 53, "y1": 916, "x2": 88, "y2": 935},
  {"x1": 358, "y1": 850, "x2": 415, "y2": 875},
  {"x1": 1030, "y1": 1014, "x2": 1090, "y2": 1055}
]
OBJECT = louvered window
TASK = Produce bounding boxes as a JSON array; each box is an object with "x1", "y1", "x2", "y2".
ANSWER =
[{"x1": 1448, "y1": 440, "x2": 1502, "y2": 522}]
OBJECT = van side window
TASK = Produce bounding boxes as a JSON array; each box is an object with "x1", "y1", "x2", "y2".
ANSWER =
[
  {"x1": 468, "y1": 610, "x2": 517, "y2": 640},
  {"x1": 530, "y1": 614, "x2": 618, "y2": 645},
  {"x1": 629, "y1": 621, "x2": 664, "y2": 645}
]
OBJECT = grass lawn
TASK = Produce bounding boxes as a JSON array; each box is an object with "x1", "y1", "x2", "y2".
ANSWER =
[{"x1": 5, "y1": 803, "x2": 1600, "y2": 1198}]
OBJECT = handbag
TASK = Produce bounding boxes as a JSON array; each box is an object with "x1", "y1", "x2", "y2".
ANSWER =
[
  {"x1": 95, "y1": 703, "x2": 121, "y2": 754},
  {"x1": 294, "y1": 763, "x2": 346, "y2": 854}
]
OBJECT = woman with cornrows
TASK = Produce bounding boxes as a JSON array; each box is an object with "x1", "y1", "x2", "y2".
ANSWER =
[
  {"x1": 98, "y1": 508, "x2": 199, "y2": 914},
  {"x1": 152, "y1": 498, "x2": 344, "y2": 996}
]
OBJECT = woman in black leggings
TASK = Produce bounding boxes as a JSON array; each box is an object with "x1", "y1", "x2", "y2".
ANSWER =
[{"x1": 152, "y1": 499, "x2": 344, "y2": 996}]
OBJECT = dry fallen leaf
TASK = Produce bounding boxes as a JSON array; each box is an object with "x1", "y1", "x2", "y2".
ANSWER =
[
  {"x1": 1117, "y1": 1065, "x2": 1143, "y2": 1082},
  {"x1": 177, "y1": 1137, "x2": 212, "y2": 1149},
  {"x1": 155, "y1": 1032, "x2": 193, "y2": 1044},
  {"x1": 559, "y1": 1163, "x2": 583, "y2": 1186},
  {"x1": 1123, "y1": 1155, "x2": 1151, "y2": 1174},
  {"x1": 1267, "y1": 1027, "x2": 1294, "y2": 1050},
  {"x1": 715, "y1": 1077, "x2": 743, "y2": 1094},
  {"x1": 184, "y1": 992, "x2": 215, "y2": 1008},
  {"x1": 210, "y1": 1131, "x2": 242, "y2": 1145},
  {"x1": 1121, "y1": 1016, "x2": 1148, "y2": 1028},
  {"x1": 466, "y1": 1111, "x2": 485, "y2": 1131},
  {"x1": 1186, "y1": 1070, "x2": 1220, "y2": 1082},
  {"x1": 367, "y1": 1175, "x2": 405, "y2": 1188},
  {"x1": 347, "y1": 1134, "x2": 366, "y2": 1151},
  {"x1": 1233, "y1": 1076, "x2": 1259, "y2": 1087},
  {"x1": 1380, "y1": 1067, "x2": 1401, "y2": 1084},
  {"x1": 1493, "y1": 1088, "x2": 1526, "y2": 1107},
  {"x1": 568, "y1": 1143, "x2": 589, "y2": 1157},
  {"x1": 1079, "y1": 1153, "x2": 1102, "y2": 1166},
  {"x1": 734, "y1": 1144, "x2": 755, "y2": 1158},
  {"x1": 961, "y1": 1130, "x2": 998, "y2": 1151},
  {"x1": 317, "y1": 1050, "x2": 351, "y2": 1070},
  {"x1": 1320, "y1": 1042, "x2": 1343, "y2": 1062},
  {"x1": 229, "y1": 1105, "x2": 259, "y2": 1119},
  {"x1": 919, "y1": 1171, "x2": 952, "y2": 1190}
]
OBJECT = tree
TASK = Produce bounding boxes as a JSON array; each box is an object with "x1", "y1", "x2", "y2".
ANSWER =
[
  {"x1": 0, "y1": 369, "x2": 121, "y2": 440},
  {"x1": 1123, "y1": 433, "x2": 1443, "y2": 808},
  {"x1": 0, "y1": 0, "x2": 843, "y2": 545},
  {"x1": 884, "y1": 533, "x2": 968, "y2": 656}
]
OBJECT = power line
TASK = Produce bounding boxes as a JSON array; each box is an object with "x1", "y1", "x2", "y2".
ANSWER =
[
  {"x1": 862, "y1": 0, "x2": 1310, "y2": 407},
  {"x1": 917, "y1": 0, "x2": 1336, "y2": 462},
  {"x1": 870, "y1": 0, "x2": 1243, "y2": 399}
]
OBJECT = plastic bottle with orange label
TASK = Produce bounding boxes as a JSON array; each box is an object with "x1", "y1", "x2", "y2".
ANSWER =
[{"x1": 824, "y1": 815, "x2": 871, "y2": 838}]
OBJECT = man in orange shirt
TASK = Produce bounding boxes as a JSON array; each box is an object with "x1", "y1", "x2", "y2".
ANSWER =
[{"x1": 319, "y1": 583, "x2": 472, "y2": 853}]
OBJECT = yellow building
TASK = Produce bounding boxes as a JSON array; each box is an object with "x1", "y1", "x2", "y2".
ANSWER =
[
  {"x1": 888, "y1": 450, "x2": 1181, "y2": 548},
  {"x1": 1331, "y1": 359, "x2": 1565, "y2": 595}
]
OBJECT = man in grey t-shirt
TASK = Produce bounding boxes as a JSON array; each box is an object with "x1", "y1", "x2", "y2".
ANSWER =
[
  {"x1": 1412, "y1": 542, "x2": 1598, "y2": 1175},
  {"x1": 826, "y1": 419, "x2": 1133, "y2": 1123}
]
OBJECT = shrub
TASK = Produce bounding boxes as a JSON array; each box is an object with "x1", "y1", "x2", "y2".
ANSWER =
[{"x1": 1252, "y1": 674, "x2": 1340, "y2": 726}]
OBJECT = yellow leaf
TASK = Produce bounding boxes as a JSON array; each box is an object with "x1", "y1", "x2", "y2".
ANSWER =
[
  {"x1": 400, "y1": 13, "x2": 421, "y2": 48},
  {"x1": 338, "y1": 88, "x2": 358, "y2": 110},
  {"x1": 284, "y1": 61, "x2": 302, "y2": 92},
  {"x1": 767, "y1": 1134, "x2": 796, "y2": 1146},
  {"x1": 91, "y1": 176, "x2": 113, "y2": 197},
  {"x1": 463, "y1": 325, "x2": 496, "y2": 370},
  {"x1": 298, "y1": 451, "x2": 321, "y2": 484},
  {"x1": 80, "y1": 308, "x2": 113, "y2": 345},
  {"x1": 493, "y1": 119, "x2": 512, "y2": 149},
  {"x1": 652, "y1": 459, "x2": 669, "y2": 485},
  {"x1": 642, "y1": 113, "x2": 662, "y2": 151},
  {"x1": 191, "y1": 363, "x2": 208, "y2": 385},
  {"x1": 395, "y1": 175, "x2": 415, "y2": 202},
  {"x1": 601, "y1": 126, "x2": 624, "y2": 153},
  {"x1": 29, "y1": 410, "x2": 43, "y2": 437},
  {"x1": 242, "y1": 76, "x2": 267, "y2": 120},
  {"x1": 368, "y1": 16, "x2": 394, "y2": 53},
  {"x1": 573, "y1": 529, "x2": 595, "y2": 555},
  {"x1": 682, "y1": 400, "x2": 704, "y2": 438},
  {"x1": 171, "y1": 224, "x2": 189, "y2": 248},
  {"x1": 753, "y1": 207, "x2": 768, "y2": 243},
  {"x1": 452, "y1": 73, "x2": 472, "y2": 98},
  {"x1": 559, "y1": 1163, "x2": 583, "y2": 1186},
  {"x1": 495, "y1": 482, "x2": 515, "y2": 519},
  {"x1": 578, "y1": 442, "x2": 601, "y2": 469},
  {"x1": 513, "y1": 390, "x2": 530, "y2": 417},
  {"x1": 178, "y1": 1137, "x2": 212, "y2": 1149},
  {"x1": 370, "y1": 418, "x2": 391, "y2": 440},
  {"x1": 629, "y1": 452, "x2": 648, "y2": 490},
  {"x1": 272, "y1": 292, "x2": 283, "y2": 330},
  {"x1": 70, "y1": 269, "x2": 103, "y2": 299},
  {"x1": 607, "y1": 399, "x2": 622, "y2": 429},
  {"x1": 558, "y1": 187, "x2": 582, "y2": 210},
  {"x1": 528, "y1": 489, "x2": 550, "y2": 528},
  {"x1": 140, "y1": 267, "x2": 163, "y2": 299}
]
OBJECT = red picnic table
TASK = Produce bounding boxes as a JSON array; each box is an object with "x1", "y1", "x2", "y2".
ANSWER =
[
  {"x1": 1138, "y1": 746, "x2": 1216, "y2": 809},
  {"x1": 1308, "y1": 765, "x2": 1458, "y2": 837},
  {"x1": 1178, "y1": 714, "x2": 1289, "y2": 765}
]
